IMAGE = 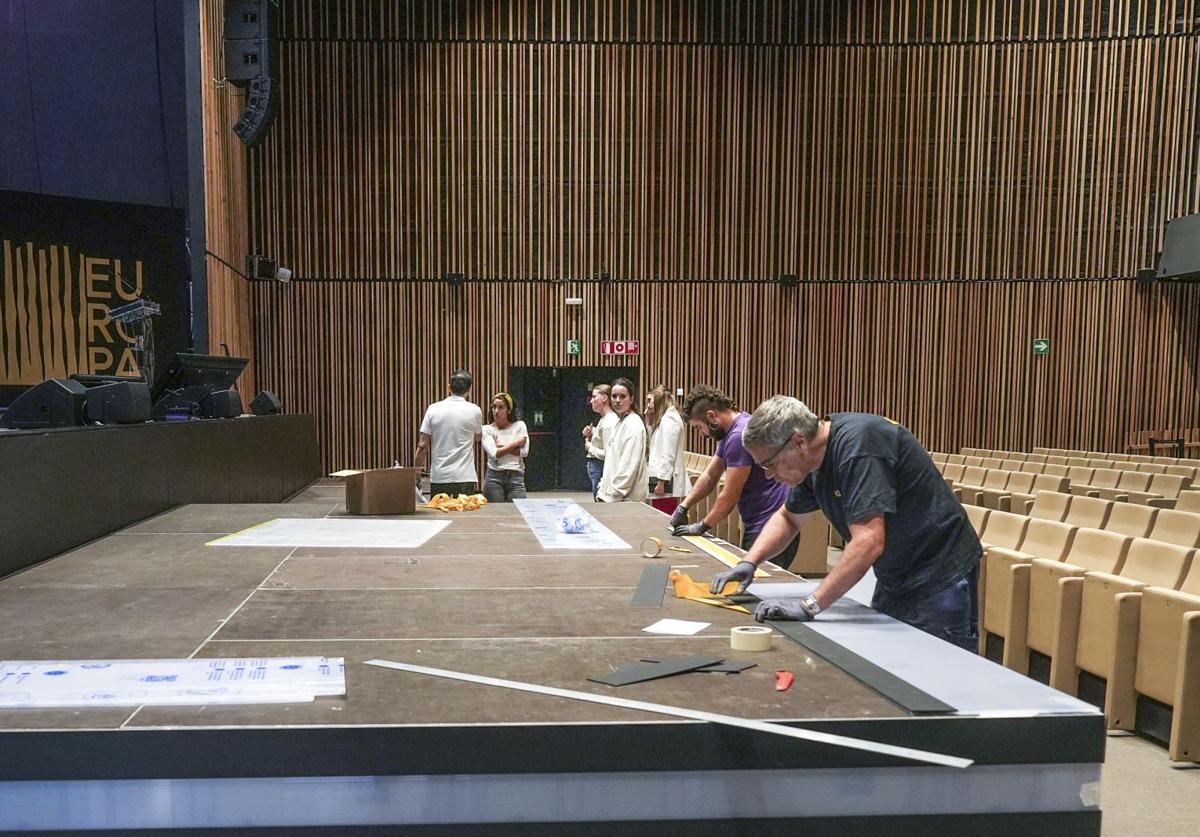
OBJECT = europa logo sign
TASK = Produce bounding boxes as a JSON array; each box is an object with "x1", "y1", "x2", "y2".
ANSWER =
[{"x1": 0, "y1": 240, "x2": 151, "y2": 385}]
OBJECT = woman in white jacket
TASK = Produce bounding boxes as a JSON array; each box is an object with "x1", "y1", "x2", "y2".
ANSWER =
[
  {"x1": 645, "y1": 385, "x2": 691, "y2": 514},
  {"x1": 596, "y1": 378, "x2": 648, "y2": 503}
]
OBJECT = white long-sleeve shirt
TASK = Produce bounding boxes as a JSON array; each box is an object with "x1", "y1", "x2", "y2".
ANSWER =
[
  {"x1": 647, "y1": 407, "x2": 691, "y2": 497},
  {"x1": 597, "y1": 412, "x2": 648, "y2": 502},
  {"x1": 481, "y1": 421, "x2": 529, "y2": 471},
  {"x1": 585, "y1": 411, "x2": 619, "y2": 460}
]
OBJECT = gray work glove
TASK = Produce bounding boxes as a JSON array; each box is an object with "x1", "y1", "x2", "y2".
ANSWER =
[
  {"x1": 672, "y1": 520, "x2": 711, "y2": 538},
  {"x1": 709, "y1": 560, "x2": 757, "y2": 596},
  {"x1": 667, "y1": 504, "x2": 690, "y2": 530},
  {"x1": 754, "y1": 598, "x2": 817, "y2": 623}
]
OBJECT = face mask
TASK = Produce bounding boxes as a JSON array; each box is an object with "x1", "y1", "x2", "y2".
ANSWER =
[{"x1": 707, "y1": 420, "x2": 727, "y2": 441}]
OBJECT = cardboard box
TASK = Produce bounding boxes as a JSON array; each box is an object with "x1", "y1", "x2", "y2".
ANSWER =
[{"x1": 337, "y1": 467, "x2": 418, "y2": 515}]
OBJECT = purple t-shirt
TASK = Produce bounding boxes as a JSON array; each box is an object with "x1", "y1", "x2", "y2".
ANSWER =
[{"x1": 715, "y1": 412, "x2": 789, "y2": 534}]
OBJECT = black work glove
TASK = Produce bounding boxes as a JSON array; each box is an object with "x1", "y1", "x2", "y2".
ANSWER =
[
  {"x1": 667, "y1": 505, "x2": 690, "y2": 530},
  {"x1": 754, "y1": 599, "x2": 817, "y2": 623},
  {"x1": 709, "y1": 560, "x2": 757, "y2": 596},
  {"x1": 672, "y1": 520, "x2": 711, "y2": 538}
]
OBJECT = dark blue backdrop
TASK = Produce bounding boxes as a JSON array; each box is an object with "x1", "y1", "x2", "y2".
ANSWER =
[{"x1": 0, "y1": 0, "x2": 188, "y2": 209}]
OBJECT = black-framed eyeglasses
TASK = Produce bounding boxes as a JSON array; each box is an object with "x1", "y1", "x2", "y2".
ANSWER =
[{"x1": 757, "y1": 436, "x2": 793, "y2": 470}]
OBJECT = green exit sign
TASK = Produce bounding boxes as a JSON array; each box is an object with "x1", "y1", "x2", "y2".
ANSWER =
[
  {"x1": 566, "y1": 338, "x2": 582, "y2": 356},
  {"x1": 1032, "y1": 338, "x2": 1050, "y2": 356}
]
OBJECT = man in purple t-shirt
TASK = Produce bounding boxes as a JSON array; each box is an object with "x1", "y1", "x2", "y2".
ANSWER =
[{"x1": 667, "y1": 385, "x2": 799, "y2": 569}]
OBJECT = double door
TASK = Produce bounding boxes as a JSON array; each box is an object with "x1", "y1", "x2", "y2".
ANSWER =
[{"x1": 506, "y1": 366, "x2": 638, "y2": 492}]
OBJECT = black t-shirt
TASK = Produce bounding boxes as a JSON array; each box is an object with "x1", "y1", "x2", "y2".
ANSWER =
[{"x1": 785, "y1": 413, "x2": 981, "y2": 599}]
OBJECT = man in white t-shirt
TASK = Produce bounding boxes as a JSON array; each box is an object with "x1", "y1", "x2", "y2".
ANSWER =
[{"x1": 415, "y1": 370, "x2": 484, "y2": 496}]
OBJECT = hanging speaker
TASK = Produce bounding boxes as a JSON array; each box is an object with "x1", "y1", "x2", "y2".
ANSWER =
[
  {"x1": 250, "y1": 390, "x2": 282, "y2": 415},
  {"x1": 233, "y1": 77, "x2": 279, "y2": 148},
  {"x1": 226, "y1": 0, "x2": 280, "y2": 146},
  {"x1": 0, "y1": 379, "x2": 87, "y2": 429}
]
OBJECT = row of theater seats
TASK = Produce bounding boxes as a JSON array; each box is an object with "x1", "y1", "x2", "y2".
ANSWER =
[
  {"x1": 1000, "y1": 445, "x2": 1200, "y2": 469},
  {"x1": 969, "y1": 491, "x2": 1200, "y2": 761},
  {"x1": 932, "y1": 455, "x2": 1200, "y2": 511},
  {"x1": 947, "y1": 451, "x2": 1199, "y2": 482}
]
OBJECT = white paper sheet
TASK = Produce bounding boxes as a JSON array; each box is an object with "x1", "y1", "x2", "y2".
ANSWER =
[
  {"x1": 513, "y1": 499, "x2": 632, "y2": 550},
  {"x1": 641, "y1": 619, "x2": 711, "y2": 636},
  {"x1": 208, "y1": 518, "x2": 450, "y2": 548}
]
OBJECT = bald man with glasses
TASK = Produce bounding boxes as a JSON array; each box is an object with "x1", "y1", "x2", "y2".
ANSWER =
[{"x1": 709, "y1": 397, "x2": 982, "y2": 651}]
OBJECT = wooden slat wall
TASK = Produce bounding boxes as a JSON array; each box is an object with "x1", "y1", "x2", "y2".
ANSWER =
[
  {"x1": 200, "y1": 0, "x2": 257, "y2": 395},
  {"x1": 217, "y1": 1, "x2": 1200, "y2": 470}
]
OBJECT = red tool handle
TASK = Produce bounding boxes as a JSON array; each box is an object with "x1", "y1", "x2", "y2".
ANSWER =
[{"x1": 775, "y1": 670, "x2": 795, "y2": 691}]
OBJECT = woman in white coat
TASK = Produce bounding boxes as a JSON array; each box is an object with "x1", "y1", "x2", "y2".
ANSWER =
[
  {"x1": 596, "y1": 378, "x2": 648, "y2": 503},
  {"x1": 645, "y1": 385, "x2": 691, "y2": 515}
]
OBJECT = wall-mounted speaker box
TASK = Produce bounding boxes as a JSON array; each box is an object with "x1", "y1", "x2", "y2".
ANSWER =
[
  {"x1": 84, "y1": 381, "x2": 152, "y2": 424},
  {"x1": 0, "y1": 379, "x2": 87, "y2": 429},
  {"x1": 1156, "y1": 214, "x2": 1200, "y2": 281}
]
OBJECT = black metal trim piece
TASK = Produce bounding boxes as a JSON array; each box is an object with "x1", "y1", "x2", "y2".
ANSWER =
[
  {"x1": 0, "y1": 713, "x2": 1104, "y2": 781},
  {"x1": 629, "y1": 564, "x2": 670, "y2": 607},
  {"x1": 768, "y1": 621, "x2": 956, "y2": 716},
  {"x1": 8, "y1": 811, "x2": 1103, "y2": 836},
  {"x1": 588, "y1": 655, "x2": 725, "y2": 687}
]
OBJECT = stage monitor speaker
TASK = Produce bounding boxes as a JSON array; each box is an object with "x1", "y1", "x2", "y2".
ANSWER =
[
  {"x1": 199, "y1": 389, "x2": 243, "y2": 419},
  {"x1": 0, "y1": 379, "x2": 86, "y2": 429},
  {"x1": 85, "y1": 381, "x2": 152, "y2": 424},
  {"x1": 250, "y1": 390, "x2": 282, "y2": 415},
  {"x1": 1156, "y1": 214, "x2": 1200, "y2": 281}
]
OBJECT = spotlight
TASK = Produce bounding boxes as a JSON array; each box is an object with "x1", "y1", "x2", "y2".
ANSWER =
[
  {"x1": 444, "y1": 272, "x2": 466, "y2": 289},
  {"x1": 780, "y1": 273, "x2": 801, "y2": 288}
]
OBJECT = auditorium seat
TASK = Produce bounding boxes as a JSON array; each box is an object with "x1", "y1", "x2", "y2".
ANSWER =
[
  {"x1": 1042, "y1": 463, "x2": 1069, "y2": 477},
  {"x1": 1103, "y1": 503, "x2": 1158, "y2": 538},
  {"x1": 963, "y1": 456, "x2": 983, "y2": 467},
  {"x1": 946, "y1": 453, "x2": 966, "y2": 465},
  {"x1": 980, "y1": 519, "x2": 1077, "y2": 664},
  {"x1": 962, "y1": 503, "x2": 989, "y2": 536},
  {"x1": 1001, "y1": 458, "x2": 1025, "y2": 471},
  {"x1": 954, "y1": 466, "x2": 988, "y2": 504},
  {"x1": 1136, "y1": 462, "x2": 1169, "y2": 474},
  {"x1": 1046, "y1": 455, "x2": 1069, "y2": 465},
  {"x1": 1146, "y1": 510, "x2": 1200, "y2": 549},
  {"x1": 977, "y1": 469, "x2": 1013, "y2": 510},
  {"x1": 1073, "y1": 468, "x2": 1120, "y2": 497},
  {"x1": 1019, "y1": 461, "x2": 1044, "y2": 474},
  {"x1": 1029, "y1": 491, "x2": 1071, "y2": 521},
  {"x1": 1095, "y1": 470, "x2": 1154, "y2": 502},
  {"x1": 1177, "y1": 491, "x2": 1200, "y2": 514},
  {"x1": 1133, "y1": 562, "x2": 1200, "y2": 761},
  {"x1": 1066, "y1": 540, "x2": 1195, "y2": 727},
  {"x1": 1164, "y1": 465, "x2": 1197, "y2": 485},
  {"x1": 1064, "y1": 495, "x2": 1113, "y2": 529},
  {"x1": 1008, "y1": 473, "x2": 1070, "y2": 513},
  {"x1": 942, "y1": 463, "x2": 965, "y2": 484},
  {"x1": 1026, "y1": 453, "x2": 1048, "y2": 463},
  {"x1": 1067, "y1": 457, "x2": 1092, "y2": 467},
  {"x1": 1014, "y1": 528, "x2": 1134, "y2": 676}
]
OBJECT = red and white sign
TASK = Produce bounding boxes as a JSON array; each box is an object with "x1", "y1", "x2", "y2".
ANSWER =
[{"x1": 600, "y1": 340, "x2": 640, "y2": 356}]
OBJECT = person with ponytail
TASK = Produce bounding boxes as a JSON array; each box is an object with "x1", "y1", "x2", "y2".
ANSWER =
[
  {"x1": 645, "y1": 385, "x2": 691, "y2": 514},
  {"x1": 481, "y1": 392, "x2": 529, "y2": 502}
]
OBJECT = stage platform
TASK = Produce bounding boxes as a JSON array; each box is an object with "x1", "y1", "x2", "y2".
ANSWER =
[{"x1": 0, "y1": 485, "x2": 1104, "y2": 834}]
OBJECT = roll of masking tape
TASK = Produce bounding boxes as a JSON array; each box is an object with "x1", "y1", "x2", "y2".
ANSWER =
[
  {"x1": 730, "y1": 625, "x2": 773, "y2": 652},
  {"x1": 640, "y1": 536, "x2": 663, "y2": 558}
]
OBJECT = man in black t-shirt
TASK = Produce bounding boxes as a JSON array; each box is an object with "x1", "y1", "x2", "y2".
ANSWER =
[{"x1": 708, "y1": 396, "x2": 982, "y2": 650}]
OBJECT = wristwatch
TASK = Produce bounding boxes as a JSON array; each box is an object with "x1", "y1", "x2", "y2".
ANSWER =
[{"x1": 802, "y1": 594, "x2": 822, "y2": 616}]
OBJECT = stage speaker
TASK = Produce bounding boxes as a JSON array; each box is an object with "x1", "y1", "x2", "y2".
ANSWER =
[
  {"x1": 199, "y1": 389, "x2": 243, "y2": 419},
  {"x1": 250, "y1": 390, "x2": 282, "y2": 415},
  {"x1": 0, "y1": 379, "x2": 86, "y2": 429},
  {"x1": 84, "y1": 381, "x2": 152, "y2": 424}
]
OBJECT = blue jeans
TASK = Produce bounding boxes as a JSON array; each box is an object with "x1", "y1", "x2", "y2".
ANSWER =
[
  {"x1": 870, "y1": 563, "x2": 980, "y2": 652},
  {"x1": 585, "y1": 458, "x2": 604, "y2": 500},
  {"x1": 483, "y1": 468, "x2": 527, "y2": 503}
]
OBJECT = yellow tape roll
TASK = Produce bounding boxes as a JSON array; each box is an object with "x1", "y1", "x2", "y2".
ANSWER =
[
  {"x1": 640, "y1": 536, "x2": 663, "y2": 558},
  {"x1": 730, "y1": 625, "x2": 773, "y2": 652}
]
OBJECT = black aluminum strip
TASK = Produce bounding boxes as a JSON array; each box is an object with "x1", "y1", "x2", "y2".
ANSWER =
[
  {"x1": 587, "y1": 655, "x2": 726, "y2": 687},
  {"x1": 769, "y1": 620, "x2": 956, "y2": 716},
  {"x1": 629, "y1": 564, "x2": 670, "y2": 608}
]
